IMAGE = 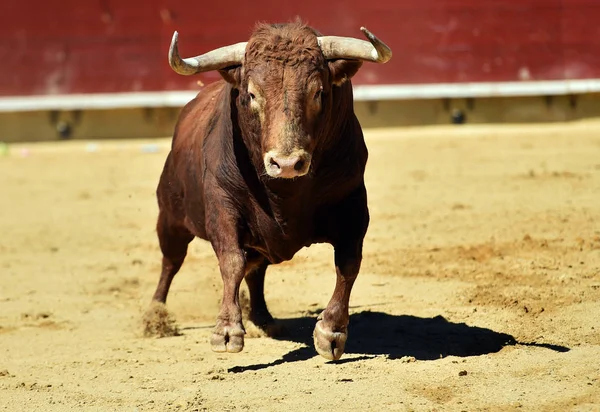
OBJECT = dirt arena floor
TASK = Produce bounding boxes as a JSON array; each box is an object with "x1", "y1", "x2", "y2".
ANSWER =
[{"x1": 1, "y1": 122, "x2": 599, "y2": 411}]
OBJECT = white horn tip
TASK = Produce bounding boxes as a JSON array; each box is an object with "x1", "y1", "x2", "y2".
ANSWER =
[{"x1": 360, "y1": 27, "x2": 374, "y2": 39}]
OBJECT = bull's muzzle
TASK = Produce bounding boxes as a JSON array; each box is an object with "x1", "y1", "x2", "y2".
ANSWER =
[{"x1": 264, "y1": 149, "x2": 311, "y2": 179}]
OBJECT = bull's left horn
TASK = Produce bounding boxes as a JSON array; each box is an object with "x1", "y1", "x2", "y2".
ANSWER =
[
  {"x1": 317, "y1": 27, "x2": 392, "y2": 64},
  {"x1": 168, "y1": 31, "x2": 248, "y2": 75}
]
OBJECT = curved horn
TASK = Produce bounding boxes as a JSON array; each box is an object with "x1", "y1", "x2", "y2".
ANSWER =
[
  {"x1": 168, "y1": 31, "x2": 247, "y2": 75},
  {"x1": 317, "y1": 27, "x2": 392, "y2": 63}
]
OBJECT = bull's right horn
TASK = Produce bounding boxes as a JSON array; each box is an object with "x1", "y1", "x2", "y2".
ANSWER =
[
  {"x1": 318, "y1": 27, "x2": 392, "y2": 64},
  {"x1": 168, "y1": 31, "x2": 247, "y2": 75}
]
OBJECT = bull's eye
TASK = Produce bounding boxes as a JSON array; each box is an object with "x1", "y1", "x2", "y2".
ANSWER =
[
  {"x1": 248, "y1": 92, "x2": 256, "y2": 101},
  {"x1": 314, "y1": 87, "x2": 323, "y2": 100}
]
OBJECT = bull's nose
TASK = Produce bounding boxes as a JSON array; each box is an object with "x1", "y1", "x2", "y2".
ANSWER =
[{"x1": 264, "y1": 151, "x2": 311, "y2": 178}]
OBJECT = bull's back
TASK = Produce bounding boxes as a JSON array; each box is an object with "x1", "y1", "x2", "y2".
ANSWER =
[{"x1": 157, "y1": 81, "x2": 229, "y2": 239}]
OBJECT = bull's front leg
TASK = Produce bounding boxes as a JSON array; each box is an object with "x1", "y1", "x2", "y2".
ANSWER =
[
  {"x1": 210, "y1": 248, "x2": 246, "y2": 353},
  {"x1": 313, "y1": 245, "x2": 362, "y2": 361},
  {"x1": 314, "y1": 186, "x2": 369, "y2": 361},
  {"x1": 205, "y1": 194, "x2": 247, "y2": 353}
]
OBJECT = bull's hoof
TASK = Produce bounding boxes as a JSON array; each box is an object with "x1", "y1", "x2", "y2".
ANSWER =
[
  {"x1": 313, "y1": 319, "x2": 348, "y2": 361},
  {"x1": 245, "y1": 318, "x2": 287, "y2": 338},
  {"x1": 211, "y1": 322, "x2": 245, "y2": 353},
  {"x1": 263, "y1": 322, "x2": 287, "y2": 338},
  {"x1": 247, "y1": 311, "x2": 287, "y2": 338}
]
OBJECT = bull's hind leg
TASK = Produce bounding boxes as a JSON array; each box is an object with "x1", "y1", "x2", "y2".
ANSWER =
[
  {"x1": 244, "y1": 254, "x2": 284, "y2": 337},
  {"x1": 152, "y1": 211, "x2": 194, "y2": 303},
  {"x1": 143, "y1": 211, "x2": 193, "y2": 337}
]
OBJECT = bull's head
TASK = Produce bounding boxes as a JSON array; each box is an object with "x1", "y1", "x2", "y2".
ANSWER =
[{"x1": 169, "y1": 23, "x2": 391, "y2": 179}]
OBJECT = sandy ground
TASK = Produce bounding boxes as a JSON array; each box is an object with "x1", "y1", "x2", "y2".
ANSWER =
[{"x1": 1, "y1": 122, "x2": 599, "y2": 411}]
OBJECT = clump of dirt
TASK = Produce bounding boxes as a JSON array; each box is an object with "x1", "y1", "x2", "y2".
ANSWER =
[
  {"x1": 142, "y1": 301, "x2": 180, "y2": 337},
  {"x1": 520, "y1": 169, "x2": 587, "y2": 180}
]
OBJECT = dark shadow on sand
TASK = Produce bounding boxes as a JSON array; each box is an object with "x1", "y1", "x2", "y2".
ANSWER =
[{"x1": 228, "y1": 310, "x2": 570, "y2": 373}]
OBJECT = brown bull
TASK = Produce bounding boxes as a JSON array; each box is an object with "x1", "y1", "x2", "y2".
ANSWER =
[{"x1": 148, "y1": 21, "x2": 391, "y2": 360}]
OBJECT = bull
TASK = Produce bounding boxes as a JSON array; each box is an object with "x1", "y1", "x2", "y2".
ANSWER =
[{"x1": 147, "y1": 21, "x2": 391, "y2": 360}]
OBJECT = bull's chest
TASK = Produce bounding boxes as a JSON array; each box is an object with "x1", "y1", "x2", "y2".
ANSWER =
[{"x1": 244, "y1": 210, "x2": 317, "y2": 264}]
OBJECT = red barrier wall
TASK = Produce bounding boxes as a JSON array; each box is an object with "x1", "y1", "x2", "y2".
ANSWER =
[{"x1": 1, "y1": 0, "x2": 599, "y2": 97}]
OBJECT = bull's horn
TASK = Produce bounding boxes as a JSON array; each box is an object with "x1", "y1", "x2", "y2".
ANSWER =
[
  {"x1": 168, "y1": 31, "x2": 247, "y2": 75},
  {"x1": 317, "y1": 27, "x2": 392, "y2": 63}
]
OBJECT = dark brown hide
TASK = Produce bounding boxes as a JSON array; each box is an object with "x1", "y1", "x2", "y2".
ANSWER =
[{"x1": 150, "y1": 22, "x2": 370, "y2": 360}]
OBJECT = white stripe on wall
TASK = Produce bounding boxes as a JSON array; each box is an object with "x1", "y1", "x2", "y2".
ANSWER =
[{"x1": 1, "y1": 79, "x2": 599, "y2": 112}]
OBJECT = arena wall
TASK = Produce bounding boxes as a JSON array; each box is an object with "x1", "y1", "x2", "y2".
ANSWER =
[{"x1": 1, "y1": 1, "x2": 599, "y2": 140}]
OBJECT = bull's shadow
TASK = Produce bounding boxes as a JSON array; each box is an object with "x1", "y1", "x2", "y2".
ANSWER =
[{"x1": 229, "y1": 310, "x2": 569, "y2": 373}]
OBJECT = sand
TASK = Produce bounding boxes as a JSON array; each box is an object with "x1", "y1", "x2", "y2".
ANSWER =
[{"x1": 1, "y1": 122, "x2": 599, "y2": 411}]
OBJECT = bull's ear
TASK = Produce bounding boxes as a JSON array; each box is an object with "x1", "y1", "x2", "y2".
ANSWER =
[
  {"x1": 328, "y1": 59, "x2": 363, "y2": 86},
  {"x1": 218, "y1": 66, "x2": 243, "y2": 86}
]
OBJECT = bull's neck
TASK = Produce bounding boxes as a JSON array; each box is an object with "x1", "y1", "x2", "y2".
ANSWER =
[
  {"x1": 230, "y1": 108, "x2": 310, "y2": 231},
  {"x1": 264, "y1": 179, "x2": 312, "y2": 235},
  {"x1": 313, "y1": 81, "x2": 357, "y2": 156}
]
